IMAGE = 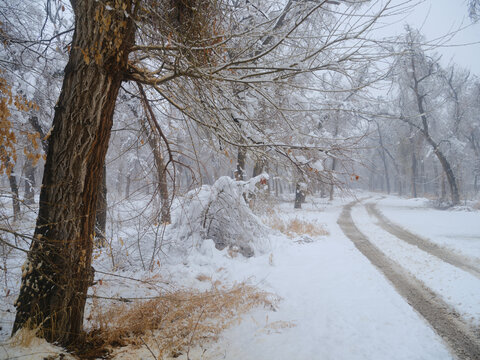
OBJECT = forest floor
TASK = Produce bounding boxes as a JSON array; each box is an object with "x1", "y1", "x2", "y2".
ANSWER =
[{"x1": 1, "y1": 192, "x2": 480, "y2": 359}]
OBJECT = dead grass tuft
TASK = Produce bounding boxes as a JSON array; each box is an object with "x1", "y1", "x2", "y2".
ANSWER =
[
  {"x1": 265, "y1": 215, "x2": 329, "y2": 238},
  {"x1": 7, "y1": 328, "x2": 75, "y2": 359},
  {"x1": 195, "y1": 273, "x2": 211, "y2": 282},
  {"x1": 9, "y1": 327, "x2": 39, "y2": 348},
  {"x1": 82, "y1": 283, "x2": 274, "y2": 358}
]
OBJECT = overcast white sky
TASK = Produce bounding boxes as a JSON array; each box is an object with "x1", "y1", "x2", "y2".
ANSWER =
[{"x1": 384, "y1": 0, "x2": 480, "y2": 75}]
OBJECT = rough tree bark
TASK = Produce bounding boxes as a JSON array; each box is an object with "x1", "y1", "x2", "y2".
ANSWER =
[{"x1": 13, "y1": 0, "x2": 136, "y2": 345}]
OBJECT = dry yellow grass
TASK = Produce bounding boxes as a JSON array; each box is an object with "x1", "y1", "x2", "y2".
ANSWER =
[
  {"x1": 265, "y1": 215, "x2": 329, "y2": 238},
  {"x1": 83, "y1": 283, "x2": 274, "y2": 358},
  {"x1": 7, "y1": 328, "x2": 77, "y2": 359},
  {"x1": 195, "y1": 273, "x2": 211, "y2": 282},
  {"x1": 8, "y1": 327, "x2": 40, "y2": 348}
]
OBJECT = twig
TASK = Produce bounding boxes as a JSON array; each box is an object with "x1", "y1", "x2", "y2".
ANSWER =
[
  {"x1": 186, "y1": 308, "x2": 206, "y2": 360},
  {"x1": 140, "y1": 336, "x2": 157, "y2": 360}
]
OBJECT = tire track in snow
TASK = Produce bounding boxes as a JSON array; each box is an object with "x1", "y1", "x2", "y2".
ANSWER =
[
  {"x1": 365, "y1": 202, "x2": 480, "y2": 279},
  {"x1": 338, "y1": 200, "x2": 480, "y2": 360}
]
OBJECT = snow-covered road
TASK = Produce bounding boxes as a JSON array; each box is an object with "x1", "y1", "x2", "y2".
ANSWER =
[
  {"x1": 3, "y1": 195, "x2": 479, "y2": 359},
  {"x1": 174, "y1": 196, "x2": 480, "y2": 360},
  {"x1": 347, "y1": 198, "x2": 480, "y2": 359}
]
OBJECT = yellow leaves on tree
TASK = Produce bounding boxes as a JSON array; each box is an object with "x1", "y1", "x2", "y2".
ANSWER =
[
  {"x1": 0, "y1": 74, "x2": 40, "y2": 175},
  {"x1": 23, "y1": 132, "x2": 43, "y2": 166},
  {"x1": 0, "y1": 75, "x2": 17, "y2": 175}
]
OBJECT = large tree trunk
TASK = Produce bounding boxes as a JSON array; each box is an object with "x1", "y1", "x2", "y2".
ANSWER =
[{"x1": 13, "y1": 0, "x2": 135, "y2": 345}]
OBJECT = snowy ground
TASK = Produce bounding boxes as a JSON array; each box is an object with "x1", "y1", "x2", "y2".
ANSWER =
[
  {"x1": 1, "y1": 191, "x2": 479, "y2": 359},
  {"x1": 178, "y1": 198, "x2": 452, "y2": 360},
  {"x1": 377, "y1": 196, "x2": 480, "y2": 262},
  {"x1": 353, "y1": 197, "x2": 480, "y2": 328}
]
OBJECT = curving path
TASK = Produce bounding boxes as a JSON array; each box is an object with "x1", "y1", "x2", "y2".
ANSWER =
[
  {"x1": 365, "y1": 202, "x2": 480, "y2": 279},
  {"x1": 338, "y1": 200, "x2": 480, "y2": 360}
]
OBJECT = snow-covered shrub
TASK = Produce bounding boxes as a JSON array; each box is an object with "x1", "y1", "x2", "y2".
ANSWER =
[{"x1": 170, "y1": 175, "x2": 270, "y2": 257}]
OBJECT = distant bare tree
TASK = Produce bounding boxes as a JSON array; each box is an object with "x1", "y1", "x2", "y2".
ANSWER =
[{"x1": 394, "y1": 28, "x2": 460, "y2": 204}]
